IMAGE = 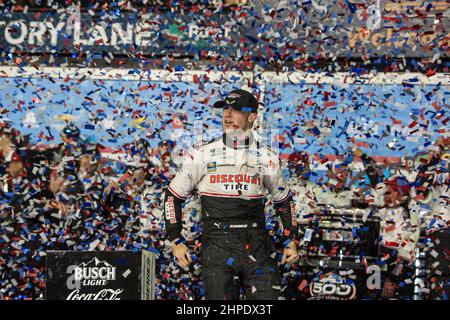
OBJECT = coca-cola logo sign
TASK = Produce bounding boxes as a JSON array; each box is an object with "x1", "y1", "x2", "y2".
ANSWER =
[
  {"x1": 46, "y1": 251, "x2": 142, "y2": 300},
  {"x1": 66, "y1": 289, "x2": 124, "y2": 300}
]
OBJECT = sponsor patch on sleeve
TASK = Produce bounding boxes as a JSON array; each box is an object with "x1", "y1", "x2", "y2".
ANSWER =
[{"x1": 165, "y1": 196, "x2": 177, "y2": 224}]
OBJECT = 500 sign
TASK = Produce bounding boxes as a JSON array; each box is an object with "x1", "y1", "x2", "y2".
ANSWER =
[{"x1": 310, "y1": 282, "x2": 357, "y2": 300}]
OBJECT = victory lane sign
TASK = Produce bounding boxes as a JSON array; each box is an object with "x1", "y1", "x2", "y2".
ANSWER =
[{"x1": 45, "y1": 250, "x2": 156, "y2": 300}]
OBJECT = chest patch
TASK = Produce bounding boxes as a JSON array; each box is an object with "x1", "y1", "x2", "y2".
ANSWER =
[{"x1": 207, "y1": 161, "x2": 217, "y2": 173}]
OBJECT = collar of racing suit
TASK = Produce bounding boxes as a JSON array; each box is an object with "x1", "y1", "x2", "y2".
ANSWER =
[{"x1": 222, "y1": 131, "x2": 256, "y2": 150}]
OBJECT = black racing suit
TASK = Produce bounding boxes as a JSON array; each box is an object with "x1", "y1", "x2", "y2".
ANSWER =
[{"x1": 164, "y1": 134, "x2": 298, "y2": 300}]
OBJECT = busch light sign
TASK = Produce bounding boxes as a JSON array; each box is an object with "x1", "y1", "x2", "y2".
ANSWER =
[{"x1": 45, "y1": 250, "x2": 156, "y2": 300}]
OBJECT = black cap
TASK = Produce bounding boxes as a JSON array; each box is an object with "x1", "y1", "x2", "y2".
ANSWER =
[
  {"x1": 213, "y1": 89, "x2": 259, "y2": 113},
  {"x1": 61, "y1": 123, "x2": 81, "y2": 139}
]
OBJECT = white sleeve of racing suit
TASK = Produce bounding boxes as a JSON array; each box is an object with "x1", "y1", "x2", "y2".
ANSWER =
[
  {"x1": 167, "y1": 149, "x2": 202, "y2": 200},
  {"x1": 164, "y1": 148, "x2": 202, "y2": 242}
]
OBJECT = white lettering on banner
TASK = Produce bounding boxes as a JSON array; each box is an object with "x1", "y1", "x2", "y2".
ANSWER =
[
  {"x1": 188, "y1": 24, "x2": 230, "y2": 39},
  {"x1": 5, "y1": 21, "x2": 28, "y2": 45},
  {"x1": 0, "y1": 19, "x2": 159, "y2": 48},
  {"x1": 88, "y1": 25, "x2": 109, "y2": 46},
  {"x1": 73, "y1": 266, "x2": 116, "y2": 281},
  {"x1": 66, "y1": 289, "x2": 123, "y2": 300},
  {"x1": 366, "y1": 265, "x2": 381, "y2": 290},
  {"x1": 73, "y1": 23, "x2": 88, "y2": 46},
  {"x1": 111, "y1": 23, "x2": 134, "y2": 46},
  {"x1": 66, "y1": 265, "x2": 81, "y2": 290},
  {"x1": 135, "y1": 22, "x2": 152, "y2": 46},
  {"x1": 0, "y1": 15, "x2": 447, "y2": 55},
  {"x1": 81, "y1": 279, "x2": 107, "y2": 286},
  {"x1": 28, "y1": 22, "x2": 47, "y2": 45},
  {"x1": 45, "y1": 21, "x2": 65, "y2": 46}
]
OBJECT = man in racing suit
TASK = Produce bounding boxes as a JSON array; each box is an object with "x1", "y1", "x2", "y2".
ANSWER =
[{"x1": 163, "y1": 89, "x2": 299, "y2": 300}]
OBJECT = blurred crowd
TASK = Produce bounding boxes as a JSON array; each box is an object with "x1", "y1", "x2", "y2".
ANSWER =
[
  {"x1": 286, "y1": 137, "x2": 449, "y2": 299},
  {"x1": 0, "y1": 119, "x2": 448, "y2": 300}
]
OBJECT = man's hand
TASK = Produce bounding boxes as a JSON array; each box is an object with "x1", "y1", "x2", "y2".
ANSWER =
[
  {"x1": 381, "y1": 278, "x2": 397, "y2": 299},
  {"x1": 49, "y1": 175, "x2": 66, "y2": 194},
  {"x1": 171, "y1": 238, "x2": 192, "y2": 268},
  {"x1": 49, "y1": 200, "x2": 70, "y2": 217},
  {"x1": 281, "y1": 240, "x2": 299, "y2": 265},
  {"x1": 57, "y1": 201, "x2": 70, "y2": 217}
]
